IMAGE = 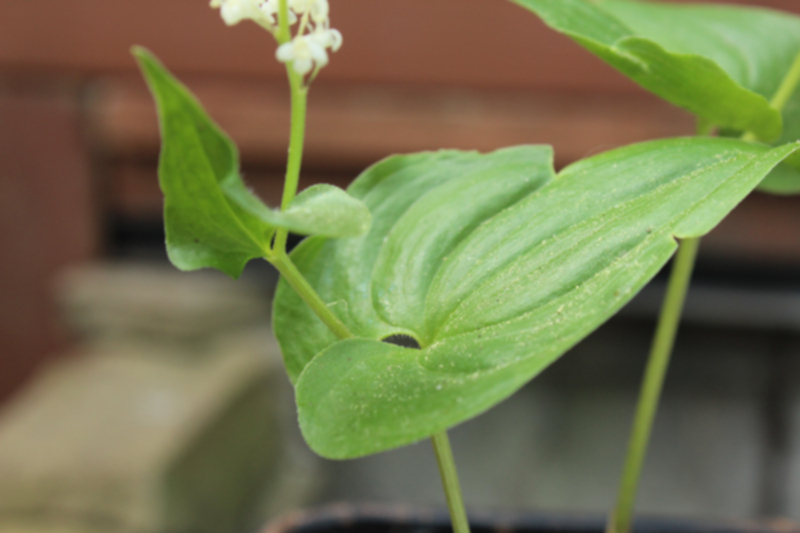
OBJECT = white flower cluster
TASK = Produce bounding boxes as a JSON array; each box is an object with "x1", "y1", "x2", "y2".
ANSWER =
[
  {"x1": 210, "y1": 0, "x2": 342, "y2": 77},
  {"x1": 209, "y1": 0, "x2": 288, "y2": 28}
]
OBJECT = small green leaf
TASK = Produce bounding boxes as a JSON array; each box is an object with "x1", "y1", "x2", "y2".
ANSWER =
[
  {"x1": 509, "y1": 0, "x2": 800, "y2": 142},
  {"x1": 133, "y1": 47, "x2": 372, "y2": 277},
  {"x1": 283, "y1": 184, "x2": 372, "y2": 238},
  {"x1": 273, "y1": 139, "x2": 798, "y2": 459},
  {"x1": 134, "y1": 47, "x2": 271, "y2": 277}
]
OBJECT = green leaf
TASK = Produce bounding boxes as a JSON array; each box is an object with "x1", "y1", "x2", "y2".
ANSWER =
[
  {"x1": 283, "y1": 184, "x2": 372, "y2": 238},
  {"x1": 273, "y1": 139, "x2": 798, "y2": 459},
  {"x1": 509, "y1": 0, "x2": 800, "y2": 142},
  {"x1": 133, "y1": 47, "x2": 372, "y2": 277}
]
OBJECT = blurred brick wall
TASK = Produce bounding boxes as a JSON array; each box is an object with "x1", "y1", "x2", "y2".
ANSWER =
[{"x1": 0, "y1": 80, "x2": 97, "y2": 401}]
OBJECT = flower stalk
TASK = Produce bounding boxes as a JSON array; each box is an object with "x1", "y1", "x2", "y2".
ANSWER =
[{"x1": 207, "y1": 5, "x2": 473, "y2": 533}]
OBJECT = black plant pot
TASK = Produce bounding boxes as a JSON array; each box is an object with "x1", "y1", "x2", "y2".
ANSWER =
[{"x1": 264, "y1": 504, "x2": 800, "y2": 533}]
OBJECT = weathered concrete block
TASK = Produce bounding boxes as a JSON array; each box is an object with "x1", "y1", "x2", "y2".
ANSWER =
[{"x1": 0, "y1": 335, "x2": 281, "y2": 533}]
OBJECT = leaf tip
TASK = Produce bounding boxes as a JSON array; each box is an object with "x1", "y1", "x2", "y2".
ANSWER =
[{"x1": 130, "y1": 45, "x2": 154, "y2": 66}]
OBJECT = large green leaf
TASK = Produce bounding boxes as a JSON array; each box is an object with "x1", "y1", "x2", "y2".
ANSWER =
[
  {"x1": 133, "y1": 47, "x2": 371, "y2": 277},
  {"x1": 511, "y1": 0, "x2": 800, "y2": 194},
  {"x1": 273, "y1": 139, "x2": 798, "y2": 459},
  {"x1": 597, "y1": 1, "x2": 800, "y2": 195},
  {"x1": 510, "y1": 0, "x2": 800, "y2": 142}
]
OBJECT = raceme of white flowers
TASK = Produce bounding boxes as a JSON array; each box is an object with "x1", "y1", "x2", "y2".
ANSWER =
[{"x1": 210, "y1": 0, "x2": 342, "y2": 77}]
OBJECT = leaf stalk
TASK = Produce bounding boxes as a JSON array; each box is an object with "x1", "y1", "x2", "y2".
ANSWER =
[
  {"x1": 432, "y1": 431, "x2": 472, "y2": 533},
  {"x1": 270, "y1": 252, "x2": 353, "y2": 340},
  {"x1": 607, "y1": 236, "x2": 700, "y2": 533},
  {"x1": 609, "y1": 48, "x2": 800, "y2": 533}
]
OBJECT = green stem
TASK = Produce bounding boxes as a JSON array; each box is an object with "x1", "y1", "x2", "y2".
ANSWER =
[
  {"x1": 608, "y1": 237, "x2": 700, "y2": 533},
  {"x1": 609, "y1": 50, "x2": 800, "y2": 533},
  {"x1": 771, "y1": 50, "x2": 800, "y2": 116},
  {"x1": 272, "y1": 0, "x2": 309, "y2": 255},
  {"x1": 276, "y1": 0, "x2": 292, "y2": 44},
  {"x1": 280, "y1": 75, "x2": 308, "y2": 212},
  {"x1": 742, "y1": 50, "x2": 800, "y2": 143},
  {"x1": 270, "y1": 8, "x2": 467, "y2": 533},
  {"x1": 271, "y1": 252, "x2": 353, "y2": 340},
  {"x1": 273, "y1": 73, "x2": 308, "y2": 255},
  {"x1": 431, "y1": 431, "x2": 471, "y2": 533},
  {"x1": 268, "y1": 0, "x2": 338, "y2": 341}
]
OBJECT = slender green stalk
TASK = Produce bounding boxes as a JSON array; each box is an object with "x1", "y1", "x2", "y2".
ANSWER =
[
  {"x1": 271, "y1": 251, "x2": 353, "y2": 340},
  {"x1": 272, "y1": 0, "x2": 309, "y2": 255},
  {"x1": 268, "y1": 10, "x2": 468, "y2": 531},
  {"x1": 432, "y1": 431, "x2": 471, "y2": 533},
  {"x1": 771, "y1": 51, "x2": 800, "y2": 116},
  {"x1": 608, "y1": 49, "x2": 800, "y2": 533},
  {"x1": 273, "y1": 72, "x2": 308, "y2": 255},
  {"x1": 267, "y1": 0, "x2": 347, "y2": 339},
  {"x1": 280, "y1": 77, "x2": 308, "y2": 212},
  {"x1": 269, "y1": 6, "x2": 466, "y2": 533},
  {"x1": 276, "y1": 0, "x2": 292, "y2": 44},
  {"x1": 607, "y1": 237, "x2": 700, "y2": 533}
]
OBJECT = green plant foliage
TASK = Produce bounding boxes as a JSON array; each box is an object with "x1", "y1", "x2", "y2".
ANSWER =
[
  {"x1": 510, "y1": 0, "x2": 800, "y2": 194},
  {"x1": 273, "y1": 139, "x2": 798, "y2": 459},
  {"x1": 133, "y1": 47, "x2": 371, "y2": 278},
  {"x1": 279, "y1": 184, "x2": 372, "y2": 238},
  {"x1": 509, "y1": 0, "x2": 800, "y2": 142}
]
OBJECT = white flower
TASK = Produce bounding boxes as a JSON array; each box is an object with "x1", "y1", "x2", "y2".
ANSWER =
[
  {"x1": 209, "y1": 0, "x2": 266, "y2": 26},
  {"x1": 212, "y1": 0, "x2": 340, "y2": 78},
  {"x1": 312, "y1": 27, "x2": 342, "y2": 52},
  {"x1": 260, "y1": 0, "x2": 297, "y2": 27},
  {"x1": 276, "y1": 27, "x2": 342, "y2": 75},
  {"x1": 289, "y1": 0, "x2": 329, "y2": 24},
  {"x1": 210, "y1": 0, "x2": 296, "y2": 29},
  {"x1": 276, "y1": 34, "x2": 326, "y2": 75}
]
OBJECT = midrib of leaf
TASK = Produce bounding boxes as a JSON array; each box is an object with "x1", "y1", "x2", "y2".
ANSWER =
[
  {"x1": 431, "y1": 144, "x2": 794, "y2": 356},
  {"x1": 419, "y1": 141, "x2": 705, "y2": 326},
  {"x1": 289, "y1": 156, "x2": 481, "y2": 345},
  {"x1": 429, "y1": 152, "x2": 752, "y2": 341},
  {"x1": 279, "y1": 152, "x2": 534, "y2": 368},
  {"x1": 343, "y1": 152, "x2": 540, "y2": 340},
  {"x1": 419, "y1": 228, "x2": 668, "y2": 377},
  {"x1": 438, "y1": 211, "x2": 652, "y2": 338},
  {"x1": 158, "y1": 81, "x2": 271, "y2": 256},
  {"x1": 375, "y1": 153, "x2": 551, "y2": 337},
  {"x1": 415, "y1": 238, "x2": 673, "y2": 387}
]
